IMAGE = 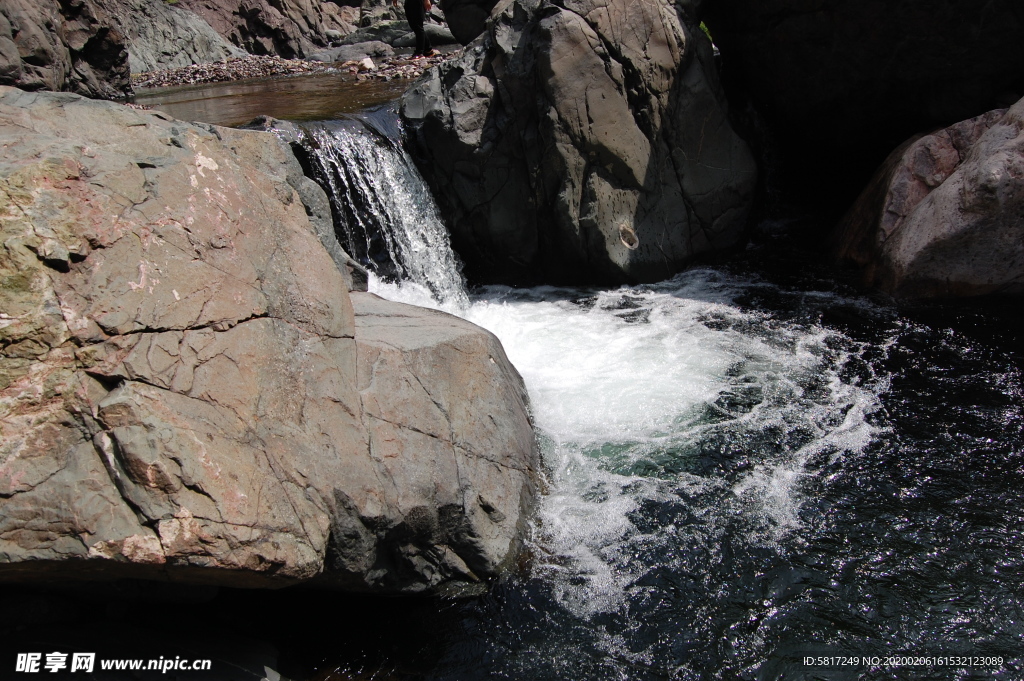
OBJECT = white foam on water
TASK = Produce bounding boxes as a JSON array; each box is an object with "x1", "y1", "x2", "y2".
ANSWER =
[
  {"x1": 731, "y1": 370, "x2": 885, "y2": 535},
  {"x1": 366, "y1": 253, "x2": 888, "y2": 626},
  {"x1": 302, "y1": 106, "x2": 894, "y2": 635},
  {"x1": 368, "y1": 274, "x2": 467, "y2": 316},
  {"x1": 371, "y1": 271, "x2": 890, "y2": 617},
  {"x1": 465, "y1": 286, "x2": 737, "y2": 444},
  {"x1": 372, "y1": 268, "x2": 888, "y2": 620}
]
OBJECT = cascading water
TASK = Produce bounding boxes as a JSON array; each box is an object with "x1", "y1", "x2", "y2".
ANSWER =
[
  {"x1": 297, "y1": 117, "x2": 1024, "y2": 680},
  {"x1": 297, "y1": 113, "x2": 468, "y2": 309}
]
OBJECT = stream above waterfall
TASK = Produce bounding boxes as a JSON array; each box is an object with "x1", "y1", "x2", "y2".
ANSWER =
[{"x1": 133, "y1": 74, "x2": 410, "y2": 128}]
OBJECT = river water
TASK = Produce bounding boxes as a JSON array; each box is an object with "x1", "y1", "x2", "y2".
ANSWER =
[
  {"x1": 133, "y1": 74, "x2": 409, "y2": 128},
  {"x1": 136, "y1": 78, "x2": 1024, "y2": 680}
]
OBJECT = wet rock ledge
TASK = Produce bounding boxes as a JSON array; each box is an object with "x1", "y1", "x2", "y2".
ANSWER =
[{"x1": 0, "y1": 86, "x2": 539, "y2": 595}]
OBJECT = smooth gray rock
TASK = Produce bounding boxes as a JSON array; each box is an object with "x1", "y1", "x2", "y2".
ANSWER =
[
  {"x1": 392, "y1": 23, "x2": 457, "y2": 48},
  {"x1": 309, "y1": 40, "x2": 394, "y2": 63},
  {"x1": 339, "y1": 20, "x2": 412, "y2": 47},
  {"x1": 0, "y1": 87, "x2": 538, "y2": 594},
  {"x1": 346, "y1": 293, "x2": 537, "y2": 592},
  {"x1": 401, "y1": 0, "x2": 757, "y2": 285},
  {"x1": 834, "y1": 98, "x2": 1024, "y2": 299}
]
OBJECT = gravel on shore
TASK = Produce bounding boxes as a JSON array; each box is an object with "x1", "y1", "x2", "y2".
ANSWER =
[
  {"x1": 132, "y1": 55, "x2": 336, "y2": 89},
  {"x1": 132, "y1": 51, "x2": 457, "y2": 90}
]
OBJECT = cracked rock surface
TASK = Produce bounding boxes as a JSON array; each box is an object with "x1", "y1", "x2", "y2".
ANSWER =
[
  {"x1": 834, "y1": 96, "x2": 1024, "y2": 299},
  {"x1": 0, "y1": 87, "x2": 538, "y2": 594},
  {"x1": 400, "y1": 0, "x2": 757, "y2": 285}
]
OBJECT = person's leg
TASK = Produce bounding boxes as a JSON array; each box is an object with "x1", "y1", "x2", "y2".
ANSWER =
[{"x1": 420, "y1": 17, "x2": 432, "y2": 56}]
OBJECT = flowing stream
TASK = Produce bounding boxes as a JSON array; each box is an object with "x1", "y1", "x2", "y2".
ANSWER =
[{"x1": 290, "y1": 112, "x2": 1024, "y2": 680}]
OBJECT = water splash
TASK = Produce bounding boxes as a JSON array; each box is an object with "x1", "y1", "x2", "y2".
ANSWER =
[{"x1": 458, "y1": 273, "x2": 890, "y2": 618}]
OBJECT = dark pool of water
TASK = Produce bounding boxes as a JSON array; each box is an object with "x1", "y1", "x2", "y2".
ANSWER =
[{"x1": 133, "y1": 73, "x2": 411, "y2": 127}]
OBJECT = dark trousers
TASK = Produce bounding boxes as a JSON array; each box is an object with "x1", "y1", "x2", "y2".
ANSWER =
[{"x1": 404, "y1": 0, "x2": 431, "y2": 55}]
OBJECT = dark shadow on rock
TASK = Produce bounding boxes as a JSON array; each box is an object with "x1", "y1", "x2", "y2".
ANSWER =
[{"x1": 400, "y1": 0, "x2": 757, "y2": 286}]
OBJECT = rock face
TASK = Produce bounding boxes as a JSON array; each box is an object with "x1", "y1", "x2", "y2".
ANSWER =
[
  {"x1": 401, "y1": 0, "x2": 757, "y2": 285},
  {"x1": 834, "y1": 99, "x2": 1024, "y2": 298},
  {"x1": 0, "y1": 87, "x2": 538, "y2": 594},
  {"x1": 0, "y1": 0, "x2": 131, "y2": 99},
  {"x1": 94, "y1": 0, "x2": 245, "y2": 74},
  {"x1": 177, "y1": 0, "x2": 359, "y2": 58},
  {"x1": 359, "y1": 0, "x2": 400, "y2": 28},
  {"x1": 440, "y1": 0, "x2": 499, "y2": 45},
  {"x1": 703, "y1": 0, "x2": 1024, "y2": 208},
  {"x1": 345, "y1": 293, "x2": 536, "y2": 590}
]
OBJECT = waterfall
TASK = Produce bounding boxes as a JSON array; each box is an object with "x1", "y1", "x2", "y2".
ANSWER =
[{"x1": 297, "y1": 113, "x2": 469, "y2": 310}]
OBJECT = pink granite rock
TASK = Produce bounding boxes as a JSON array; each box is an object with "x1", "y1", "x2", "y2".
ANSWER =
[{"x1": 0, "y1": 87, "x2": 537, "y2": 594}]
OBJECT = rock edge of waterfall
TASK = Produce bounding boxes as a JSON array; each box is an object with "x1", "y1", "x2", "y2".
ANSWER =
[{"x1": 0, "y1": 86, "x2": 540, "y2": 596}]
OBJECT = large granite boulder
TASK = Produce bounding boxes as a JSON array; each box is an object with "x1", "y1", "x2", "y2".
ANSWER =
[
  {"x1": 93, "y1": 0, "x2": 245, "y2": 74},
  {"x1": 703, "y1": 0, "x2": 1024, "y2": 210},
  {"x1": 392, "y1": 23, "x2": 458, "y2": 48},
  {"x1": 0, "y1": 0, "x2": 131, "y2": 99},
  {"x1": 833, "y1": 98, "x2": 1024, "y2": 299},
  {"x1": 309, "y1": 40, "x2": 395, "y2": 64},
  {"x1": 338, "y1": 20, "x2": 412, "y2": 47},
  {"x1": 346, "y1": 293, "x2": 536, "y2": 590},
  {"x1": 177, "y1": 0, "x2": 359, "y2": 58},
  {"x1": 400, "y1": 0, "x2": 757, "y2": 285},
  {"x1": 0, "y1": 87, "x2": 538, "y2": 594}
]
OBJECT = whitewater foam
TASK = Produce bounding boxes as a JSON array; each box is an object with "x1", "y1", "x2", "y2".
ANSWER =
[{"x1": 372, "y1": 271, "x2": 888, "y2": 618}]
